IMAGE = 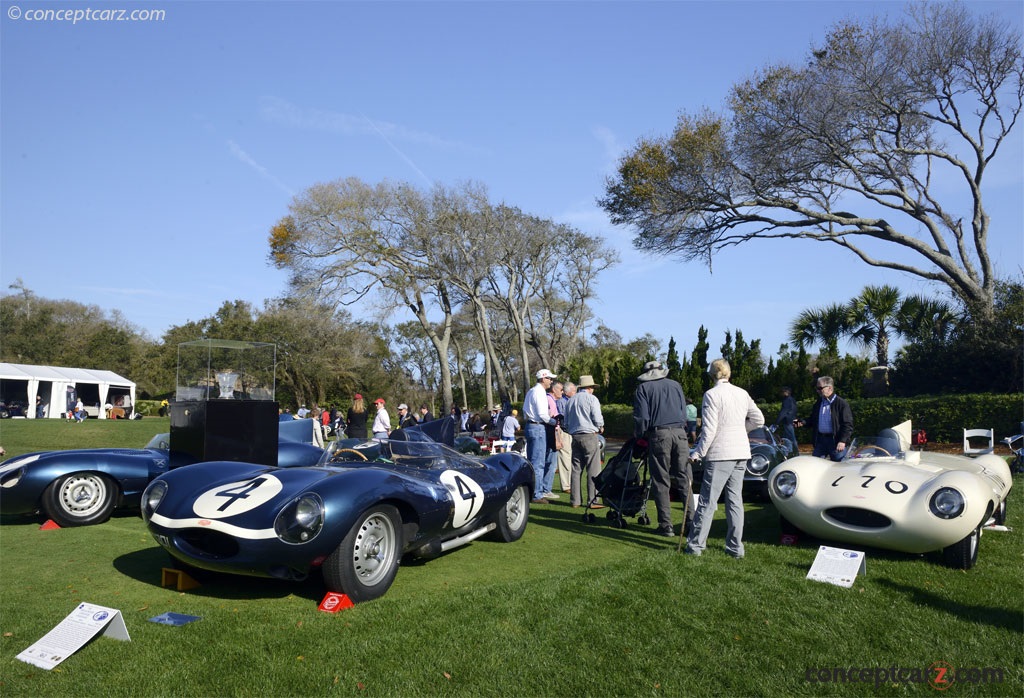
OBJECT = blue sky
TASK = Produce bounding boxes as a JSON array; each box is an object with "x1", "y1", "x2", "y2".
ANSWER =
[{"x1": 2, "y1": 0, "x2": 1022, "y2": 363}]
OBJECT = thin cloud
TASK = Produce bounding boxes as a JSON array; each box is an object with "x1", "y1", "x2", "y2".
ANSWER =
[
  {"x1": 592, "y1": 125, "x2": 624, "y2": 175},
  {"x1": 227, "y1": 140, "x2": 296, "y2": 196},
  {"x1": 260, "y1": 96, "x2": 478, "y2": 152}
]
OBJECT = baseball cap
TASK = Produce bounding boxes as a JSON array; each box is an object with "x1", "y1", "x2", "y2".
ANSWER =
[
  {"x1": 374, "y1": 398, "x2": 385, "y2": 405},
  {"x1": 398, "y1": 403, "x2": 408, "y2": 410},
  {"x1": 353, "y1": 393, "x2": 363, "y2": 400},
  {"x1": 536, "y1": 368, "x2": 555, "y2": 380}
]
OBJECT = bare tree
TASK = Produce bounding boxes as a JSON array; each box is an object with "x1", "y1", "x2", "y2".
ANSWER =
[
  {"x1": 269, "y1": 178, "x2": 457, "y2": 412},
  {"x1": 601, "y1": 4, "x2": 1022, "y2": 323},
  {"x1": 488, "y1": 206, "x2": 619, "y2": 393}
]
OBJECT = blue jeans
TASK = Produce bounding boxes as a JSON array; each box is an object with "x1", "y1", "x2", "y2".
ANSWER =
[
  {"x1": 524, "y1": 423, "x2": 547, "y2": 499},
  {"x1": 543, "y1": 450, "x2": 558, "y2": 493},
  {"x1": 780, "y1": 422, "x2": 798, "y2": 456}
]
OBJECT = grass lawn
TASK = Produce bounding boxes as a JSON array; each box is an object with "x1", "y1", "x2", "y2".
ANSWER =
[{"x1": 0, "y1": 420, "x2": 1021, "y2": 696}]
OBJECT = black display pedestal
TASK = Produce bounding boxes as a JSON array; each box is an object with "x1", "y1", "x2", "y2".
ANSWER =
[{"x1": 170, "y1": 400, "x2": 279, "y2": 466}]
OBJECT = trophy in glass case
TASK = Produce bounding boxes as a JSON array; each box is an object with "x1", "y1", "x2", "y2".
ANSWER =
[{"x1": 215, "y1": 371, "x2": 240, "y2": 399}]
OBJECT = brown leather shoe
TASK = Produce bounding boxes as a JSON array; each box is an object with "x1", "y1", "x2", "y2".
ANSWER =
[
  {"x1": 531, "y1": 498, "x2": 549, "y2": 504},
  {"x1": 588, "y1": 503, "x2": 606, "y2": 509}
]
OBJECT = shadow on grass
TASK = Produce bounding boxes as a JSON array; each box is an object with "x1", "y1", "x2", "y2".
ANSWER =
[
  {"x1": 112, "y1": 547, "x2": 326, "y2": 602},
  {"x1": 526, "y1": 498, "x2": 786, "y2": 550},
  {"x1": 876, "y1": 578, "x2": 1024, "y2": 633}
]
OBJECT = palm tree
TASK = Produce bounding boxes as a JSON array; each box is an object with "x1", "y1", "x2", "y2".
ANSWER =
[
  {"x1": 896, "y1": 294, "x2": 961, "y2": 343},
  {"x1": 847, "y1": 285, "x2": 903, "y2": 366},
  {"x1": 788, "y1": 303, "x2": 849, "y2": 356}
]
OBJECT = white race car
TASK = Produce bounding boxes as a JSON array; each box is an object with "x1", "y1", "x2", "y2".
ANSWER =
[{"x1": 768, "y1": 421, "x2": 1012, "y2": 569}]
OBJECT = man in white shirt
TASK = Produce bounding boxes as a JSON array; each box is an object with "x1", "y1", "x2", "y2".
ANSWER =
[
  {"x1": 371, "y1": 398, "x2": 391, "y2": 439},
  {"x1": 523, "y1": 369, "x2": 557, "y2": 503}
]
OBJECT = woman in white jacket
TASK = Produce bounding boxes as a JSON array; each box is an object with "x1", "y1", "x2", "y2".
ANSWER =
[{"x1": 684, "y1": 358, "x2": 764, "y2": 558}]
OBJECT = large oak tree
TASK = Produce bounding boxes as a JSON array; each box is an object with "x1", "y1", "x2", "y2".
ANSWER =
[{"x1": 601, "y1": 3, "x2": 1022, "y2": 323}]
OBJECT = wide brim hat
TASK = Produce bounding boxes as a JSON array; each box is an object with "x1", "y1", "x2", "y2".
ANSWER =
[
  {"x1": 638, "y1": 360, "x2": 669, "y2": 382},
  {"x1": 578, "y1": 374, "x2": 597, "y2": 388}
]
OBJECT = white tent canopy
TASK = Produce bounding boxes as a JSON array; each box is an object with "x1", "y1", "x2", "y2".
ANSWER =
[{"x1": 0, "y1": 363, "x2": 137, "y2": 420}]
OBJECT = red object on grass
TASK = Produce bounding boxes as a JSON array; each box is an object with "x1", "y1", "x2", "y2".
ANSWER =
[
  {"x1": 39, "y1": 519, "x2": 61, "y2": 530},
  {"x1": 318, "y1": 592, "x2": 354, "y2": 612}
]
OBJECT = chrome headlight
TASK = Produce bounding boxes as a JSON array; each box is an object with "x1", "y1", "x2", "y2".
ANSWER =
[
  {"x1": 930, "y1": 487, "x2": 965, "y2": 519},
  {"x1": 748, "y1": 454, "x2": 771, "y2": 476},
  {"x1": 141, "y1": 480, "x2": 168, "y2": 521},
  {"x1": 275, "y1": 494, "x2": 324, "y2": 544},
  {"x1": 774, "y1": 470, "x2": 797, "y2": 498}
]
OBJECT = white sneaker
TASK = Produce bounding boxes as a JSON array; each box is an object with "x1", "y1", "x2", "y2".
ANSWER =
[{"x1": 542, "y1": 492, "x2": 560, "y2": 499}]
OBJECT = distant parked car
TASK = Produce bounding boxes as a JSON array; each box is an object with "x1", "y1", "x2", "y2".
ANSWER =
[
  {"x1": 691, "y1": 425, "x2": 793, "y2": 499},
  {"x1": 0, "y1": 425, "x2": 324, "y2": 527}
]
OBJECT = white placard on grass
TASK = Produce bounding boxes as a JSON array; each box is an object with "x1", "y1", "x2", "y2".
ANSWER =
[
  {"x1": 806, "y1": 545, "x2": 866, "y2": 588},
  {"x1": 17, "y1": 602, "x2": 130, "y2": 670}
]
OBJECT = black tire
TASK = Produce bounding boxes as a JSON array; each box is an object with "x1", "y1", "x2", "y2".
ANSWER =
[
  {"x1": 637, "y1": 514, "x2": 651, "y2": 526},
  {"x1": 942, "y1": 525, "x2": 981, "y2": 570},
  {"x1": 322, "y1": 505, "x2": 403, "y2": 602},
  {"x1": 42, "y1": 473, "x2": 117, "y2": 527},
  {"x1": 993, "y1": 499, "x2": 1007, "y2": 526},
  {"x1": 584, "y1": 513, "x2": 596, "y2": 524},
  {"x1": 489, "y1": 485, "x2": 530, "y2": 542}
]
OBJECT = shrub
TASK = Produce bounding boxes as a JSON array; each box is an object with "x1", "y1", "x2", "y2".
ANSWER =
[{"x1": 603, "y1": 393, "x2": 1023, "y2": 442}]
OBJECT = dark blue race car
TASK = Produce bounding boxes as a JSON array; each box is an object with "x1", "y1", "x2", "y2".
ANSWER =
[
  {"x1": 141, "y1": 427, "x2": 535, "y2": 602},
  {"x1": 0, "y1": 421, "x2": 324, "y2": 527}
]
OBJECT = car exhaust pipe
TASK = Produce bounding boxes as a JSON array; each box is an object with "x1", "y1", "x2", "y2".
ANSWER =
[{"x1": 440, "y1": 523, "x2": 496, "y2": 552}]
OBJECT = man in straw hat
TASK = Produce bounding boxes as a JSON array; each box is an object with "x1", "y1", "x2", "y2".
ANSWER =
[{"x1": 563, "y1": 375, "x2": 605, "y2": 508}]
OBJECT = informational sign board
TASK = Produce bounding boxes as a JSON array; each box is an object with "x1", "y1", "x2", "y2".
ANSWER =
[
  {"x1": 17, "y1": 602, "x2": 130, "y2": 670},
  {"x1": 806, "y1": 545, "x2": 866, "y2": 588}
]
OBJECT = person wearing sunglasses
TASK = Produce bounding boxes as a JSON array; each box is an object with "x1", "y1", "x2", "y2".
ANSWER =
[{"x1": 796, "y1": 376, "x2": 853, "y2": 461}]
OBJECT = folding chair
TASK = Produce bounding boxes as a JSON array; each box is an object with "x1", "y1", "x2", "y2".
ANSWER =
[{"x1": 962, "y1": 428, "x2": 994, "y2": 456}]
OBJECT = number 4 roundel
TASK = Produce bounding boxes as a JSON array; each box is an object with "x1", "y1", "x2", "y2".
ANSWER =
[
  {"x1": 192, "y1": 475, "x2": 284, "y2": 519},
  {"x1": 439, "y1": 470, "x2": 485, "y2": 528}
]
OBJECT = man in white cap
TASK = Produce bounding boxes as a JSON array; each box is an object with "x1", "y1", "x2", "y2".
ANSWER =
[
  {"x1": 523, "y1": 368, "x2": 557, "y2": 503},
  {"x1": 397, "y1": 403, "x2": 417, "y2": 429}
]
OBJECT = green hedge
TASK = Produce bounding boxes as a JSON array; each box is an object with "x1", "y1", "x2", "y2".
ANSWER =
[
  {"x1": 601, "y1": 393, "x2": 1023, "y2": 443},
  {"x1": 135, "y1": 399, "x2": 163, "y2": 417}
]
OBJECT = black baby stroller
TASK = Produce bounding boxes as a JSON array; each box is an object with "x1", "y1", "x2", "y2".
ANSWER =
[{"x1": 585, "y1": 437, "x2": 652, "y2": 528}]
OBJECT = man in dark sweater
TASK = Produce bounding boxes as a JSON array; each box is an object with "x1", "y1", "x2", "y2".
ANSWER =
[{"x1": 633, "y1": 360, "x2": 693, "y2": 537}]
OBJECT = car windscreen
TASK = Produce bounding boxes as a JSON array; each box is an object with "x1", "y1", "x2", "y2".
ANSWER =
[
  {"x1": 145, "y1": 433, "x2": 171, "y2": 450},
  {"x1": 844, "y1": 435, "x2": 904, "y2": 460}
]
